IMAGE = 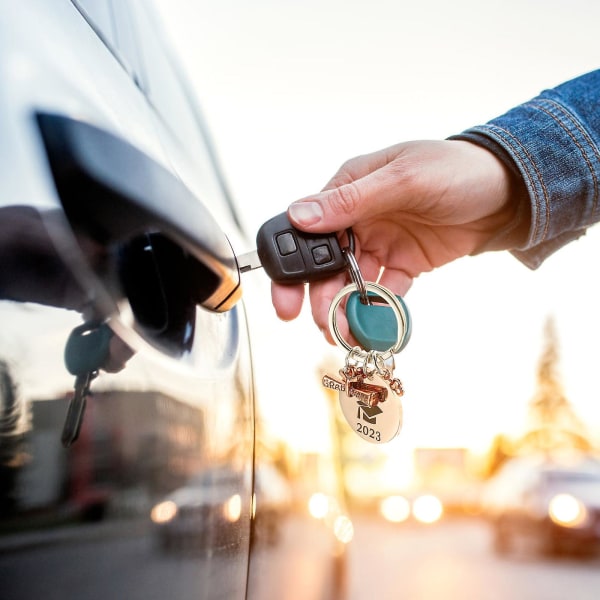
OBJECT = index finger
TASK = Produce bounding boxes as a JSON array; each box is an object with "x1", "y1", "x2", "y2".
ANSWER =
[{"x1": 321, "y1": 145, "x2": 403, "y2": 191}]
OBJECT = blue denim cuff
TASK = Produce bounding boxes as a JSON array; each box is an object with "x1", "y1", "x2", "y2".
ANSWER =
[{"x1": 455, "y1": 70, "x2": 600, "y2": 269}]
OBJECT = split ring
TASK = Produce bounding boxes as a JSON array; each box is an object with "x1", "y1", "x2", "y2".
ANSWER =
[
  {"x1": 327, "y1": 282, "x2": 408, "y2": 355},
  {"x1": 343, "y1": 247, "x2": 370, "y2": 305}
]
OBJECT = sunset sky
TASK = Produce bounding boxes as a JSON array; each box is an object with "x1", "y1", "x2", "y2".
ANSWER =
[{"x1": 155, "y1": 0, "x2": 600, "y2": 472}]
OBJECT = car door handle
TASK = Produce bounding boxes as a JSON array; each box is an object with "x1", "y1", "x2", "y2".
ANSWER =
[{"x1": 36, "y1": 112, "x2": 241, "y2": 312}]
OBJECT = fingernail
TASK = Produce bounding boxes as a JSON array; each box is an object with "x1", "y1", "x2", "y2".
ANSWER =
[{"x1": 288, "y1": 201, "x2": 323, "y2": 226}]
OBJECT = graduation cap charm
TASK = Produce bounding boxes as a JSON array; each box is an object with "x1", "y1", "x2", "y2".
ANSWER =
[{"x1": 356, "y1": 400, "x2": 383, "y2": 424}]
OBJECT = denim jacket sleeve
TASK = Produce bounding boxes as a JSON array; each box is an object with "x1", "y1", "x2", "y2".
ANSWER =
[{"x1": 451, "y1": 69, "x2": 600, "y2": 269}]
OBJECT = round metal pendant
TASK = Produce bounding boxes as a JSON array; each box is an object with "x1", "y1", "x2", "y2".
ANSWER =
[{"x1": 338, "y1": 372, "x2": 402, "y2": 444}]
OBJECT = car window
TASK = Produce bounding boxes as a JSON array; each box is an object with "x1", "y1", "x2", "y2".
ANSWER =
[
  {"x1": 547, "y1": 471, "x2": 600, "y2": 484},
  {"x1": 544, "y1": 470, "x2": 600, "y2": 493}
]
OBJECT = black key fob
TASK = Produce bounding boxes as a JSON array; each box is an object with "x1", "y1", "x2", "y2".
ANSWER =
[{"x1": 256, "y1": 212, "x2": 346, "y2": 284}]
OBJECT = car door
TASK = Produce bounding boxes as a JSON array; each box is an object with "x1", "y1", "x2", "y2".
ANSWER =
[{"x1": 0, "y1": 2, "x2": 255, "y2": 599}]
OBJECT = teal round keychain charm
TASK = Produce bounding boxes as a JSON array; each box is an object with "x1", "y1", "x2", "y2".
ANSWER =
[
  {"x1": 64, "y1": 320, "x2": 113, "y2": 376},
  {"x1": 346, "y1": 291, "x2": 412, "y2": 353}
]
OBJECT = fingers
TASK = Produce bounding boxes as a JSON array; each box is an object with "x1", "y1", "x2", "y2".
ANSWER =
[
  {"x1": 377, "y1": 268, "x2": 414, "y2": 298},
  {"x1": 308, "y1": 273, "x2": 348, "y2": 345},
  {"x1": 321, "y1": 146, "x2": 401, "y2": 191},
  {"x1": 288, "y1": 139, "x2": 514, "y2": 237},
  {"x1": 271, "y1": 282, "x2": 305, "y2": 321}
]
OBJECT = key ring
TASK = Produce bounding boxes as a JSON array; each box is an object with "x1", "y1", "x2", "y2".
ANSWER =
[
  {"x1": 343, "y1": 247, "x2": 371, "y2": 305},
  {"x1": 328, "y1": 282, "x2": 408, "y2": 355},
  {"x1": 342, "y1": 228, "x2": 370, "y2": 305}
]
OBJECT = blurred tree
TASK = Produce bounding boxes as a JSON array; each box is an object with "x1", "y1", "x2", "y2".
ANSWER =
[
  {"x1": 516, "y1": 316, "x2": 593, "y2": 455},
  {"x1": 483, "y1": 317, "x2": 595, "y2": 477},
  {"x1": 483, "y1": 433, "x2": 514, "y2": 478}
]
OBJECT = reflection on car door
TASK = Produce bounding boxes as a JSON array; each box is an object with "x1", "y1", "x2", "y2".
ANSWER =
[{"x1": 0, "y1": 2, "x2": 255, "y2": 599}]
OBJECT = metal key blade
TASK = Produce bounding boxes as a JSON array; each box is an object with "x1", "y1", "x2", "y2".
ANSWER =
[
  {"x1": 236, "y1": 249, "x2": 262, "y2": 274},
  {"x1": 61, "y1": 372, "x2": 95, "y2": 447}
]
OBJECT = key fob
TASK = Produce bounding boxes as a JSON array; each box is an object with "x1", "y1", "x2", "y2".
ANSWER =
[{"x1": 256, "y1": 212, "x2": 346, "y2": 284}]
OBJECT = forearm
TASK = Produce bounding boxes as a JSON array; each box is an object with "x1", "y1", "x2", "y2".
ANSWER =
[{"x1": 452, "y1": 69, "x2": 600, "y2": 268}]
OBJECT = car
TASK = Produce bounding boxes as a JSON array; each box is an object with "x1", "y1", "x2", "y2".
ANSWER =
[
  {"x1": 151, "y1": 466, "x2": 252, "y2": 553},
  {"x1": 482, "y1": 455, "x2": 600, "y2": 556},
  {"x1": 0, "y1": 2, "x2": 350, "y2": 599},
  {"x1": 150, "y1": 463, "x2": 292, "y2": 552}
]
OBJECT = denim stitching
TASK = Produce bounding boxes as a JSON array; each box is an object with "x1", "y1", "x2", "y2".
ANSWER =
[
  {"x1": 533, "y1": 98, "x2": 600, "y2": 222},
  {"x1": 484, "y1": 124, "x2": 550, "y2": 244}
]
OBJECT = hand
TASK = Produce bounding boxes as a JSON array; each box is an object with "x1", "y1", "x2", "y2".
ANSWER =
[{"x1": 271, "y1": 140, "x2": 519, "y2": 343}]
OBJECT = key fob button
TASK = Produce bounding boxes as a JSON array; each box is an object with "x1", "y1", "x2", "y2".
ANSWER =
[
  {"x1": 311, "y1": 244, "x2": 332, "y2": 265},
  {"x1": 276, "y1": 232, "x2": 297, "y2": 256}
]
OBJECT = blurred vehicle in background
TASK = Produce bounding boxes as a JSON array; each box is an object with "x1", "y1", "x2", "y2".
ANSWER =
[
  {"x1": 151, "y1": 463, "x2": 292, "y2": 551},
  {"x1": 0, "y1": 1, "x2": 350, "y2": 599},
  {"x1": 151, "y1": 466, "x2": 251, "y2": 552},
  {"x1": 482, "y1": 455, "x2": 600, "y2": 556}
]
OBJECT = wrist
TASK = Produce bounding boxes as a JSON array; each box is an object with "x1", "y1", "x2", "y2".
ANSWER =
[{"x1": 449, "y1": 137, "x2": 531, "y2": 251}]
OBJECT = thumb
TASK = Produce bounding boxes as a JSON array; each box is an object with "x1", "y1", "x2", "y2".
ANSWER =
[
  {"x1": 287, "y1": 180, "x2": 373, "y2": 233},
  {"x1": 287, "y1": 159, "x2": 409, "y2": 233}
]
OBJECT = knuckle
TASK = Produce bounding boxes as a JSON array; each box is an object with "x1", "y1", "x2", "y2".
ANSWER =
[
  {"x1": 324, "y1": 157, "x2": 362, "y2": 189},
  {"x1": 338, "y1": 156, "x2": 361, "y2": 177},
  {"x1": 328, "y1": 181, "x2": 362, "y2": 216},
  {"x1": 332, "y1": 164, "x2": 354, "y2": 186}
]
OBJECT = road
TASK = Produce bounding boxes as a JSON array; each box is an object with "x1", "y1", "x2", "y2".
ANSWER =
[
  {"x1": 0, "y1": 519, "x2": 253, "y2": 600},
  {"x1": 346, "y1": 515, "x2": 600, "y2": 600},
  {"x1": 3, "y1": 515, "x2": 600, "y2": 599}
]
